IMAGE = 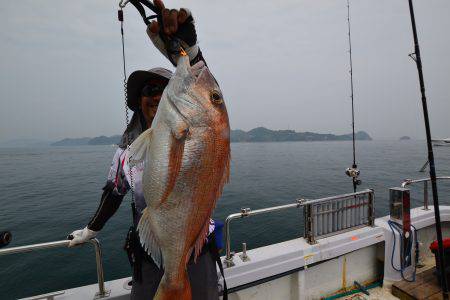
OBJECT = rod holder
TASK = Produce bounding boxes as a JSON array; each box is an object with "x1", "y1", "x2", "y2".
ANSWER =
[
  {"x1": 223, "y1": 251, "x2": 235, "y2": 268},
  {"x1": 240, "y1": 242, "x2": 250, "y2": 262}
]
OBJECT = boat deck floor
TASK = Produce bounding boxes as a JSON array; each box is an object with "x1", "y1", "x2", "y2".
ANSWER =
[
  {"x1": 391, "y1": 267, "x2": 445, "y2": 300},
  {"x1": 335, "y1": 264, "x2": 442, "y2": 300},
  {"x1": 335, "y1": 286, "x2": 399, "y2": 300}
]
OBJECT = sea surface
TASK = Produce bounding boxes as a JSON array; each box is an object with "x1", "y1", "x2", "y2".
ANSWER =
[{"x1": 0, "y1": 140, "x2": 449, "y2": 299}]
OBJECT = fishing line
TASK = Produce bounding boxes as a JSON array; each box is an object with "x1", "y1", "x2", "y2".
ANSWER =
[
  {"x1": 345, "y1": 0, "x2": 361, "y2": 192},
  {"x1": 118, "y1": 8, "x2": 137, "y2": 215},
  {"x1": 119, "y1": 5, "x2": 146, "y2": 281}
]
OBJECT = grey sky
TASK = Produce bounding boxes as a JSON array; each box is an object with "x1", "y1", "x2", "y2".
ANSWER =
[{"x1": 1, "y1": 0, "x2": 449, "y2": 142}]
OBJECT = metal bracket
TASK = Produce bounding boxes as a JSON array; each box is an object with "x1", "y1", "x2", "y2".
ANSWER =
[
  {"x1": 307, "y1": 233, "x2": 317, "y2": 245},
  {"x1": 408, "y1": 52, "x2": 417, "y2": 62},
  {"x1": 296, "y1": 198, "x2": 306, "y2": 206},
  {"x1": 240, "y1": 207, "x2": 251, "y2": 217},
  {"x1": 403, "y1": 178, "x2": 413, "y2": 185},
  {"x1": 94, "y1": 289, "x2": 111, "y2": 299},
  {"x1": 223, "y1": 251, "x2": 235, "y2": 268},
  {"x1": 119, "y1": 0, "x2": 130, "y2": 8}
]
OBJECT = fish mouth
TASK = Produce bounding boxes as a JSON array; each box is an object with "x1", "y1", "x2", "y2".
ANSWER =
[
  {"x1": 178, "y1": 60, "x2": 207, "y2": 108},
  {"x1": 167, "y1": 59, "x2": 204, "y2": 119},
  {"x1": 190, "y1": 60, "x2": 207, "y2": 81},
  {"x1": 189, "y1": 59, "x2": 218, "y2": 88}
]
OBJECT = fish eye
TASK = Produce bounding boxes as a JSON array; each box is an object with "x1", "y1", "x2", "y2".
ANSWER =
[{"x1": 210, "y1": 90, "x2": 223, "y2": 104}]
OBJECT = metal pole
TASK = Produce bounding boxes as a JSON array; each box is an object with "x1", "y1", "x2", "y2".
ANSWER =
[
  {"x1": 0, "y1": 240, "x2": 70, "y2": 255},
  {"x1": 368, "y1": 191, "x2": 375, "y2": 226},
  {"x1": 90, "y1": 239, "x2": 108, "y2": 298},
  {"x1": 0, "y1": 239, "x2": 108, "y2": 298},
  {"x1": 424, "y1": 181, "x2": 429, "y2": 210},
  {"x1": 224, "y1": 212, "x2": 241, "y2": 267},
  {"x1": 406, "y1": 1, "x2": 448, "y2": 297},
  {"x1": 306, "y1": 204, "x2": 316, "y2": 244}
]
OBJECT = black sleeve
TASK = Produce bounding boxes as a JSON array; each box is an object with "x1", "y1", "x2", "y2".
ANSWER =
[{"x1": 87, "y1": 181, "x2": 126, "y2": 231}]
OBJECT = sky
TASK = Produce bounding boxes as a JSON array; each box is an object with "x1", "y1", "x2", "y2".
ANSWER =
[{"x1": 1, "y1": 0, "x2": 449, "y2": 142}]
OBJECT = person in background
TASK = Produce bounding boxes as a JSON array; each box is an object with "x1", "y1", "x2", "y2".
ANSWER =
[{"x1": 68, "y1": 1, "x2": 221, "y2": 299}]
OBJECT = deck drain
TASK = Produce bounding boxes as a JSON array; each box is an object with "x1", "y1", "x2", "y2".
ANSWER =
[{"x1": 123, "y1": 279, "x2": 133, "y2": 290}]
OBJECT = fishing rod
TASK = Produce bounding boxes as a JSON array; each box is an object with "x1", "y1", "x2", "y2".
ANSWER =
[
  {"x1": 344, "y1": 0, "x2": 361, "y2": 192},
  {"x1": 119, "y1": 0, "x2": 185, "y2": 66},
  {"x1": 406, "y1": 0, "x2": 448, "y2": 298}
]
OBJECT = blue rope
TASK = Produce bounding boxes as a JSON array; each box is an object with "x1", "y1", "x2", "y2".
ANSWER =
[{"x1": 388, "y1": 220, "x2": 418, "y2": 282}]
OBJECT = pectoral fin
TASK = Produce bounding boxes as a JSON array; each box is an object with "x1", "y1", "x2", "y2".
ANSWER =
[
  {"x1": 128, "y1": 128, "x2": 152, "y2": 167},
  {"x1": 158, "y1": 132, "x2": 185, "y2": 206}
]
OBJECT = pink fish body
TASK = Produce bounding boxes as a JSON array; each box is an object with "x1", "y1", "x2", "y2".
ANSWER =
[{"x1": 129, "y1": 55, "x2": 230, "y2": 300}]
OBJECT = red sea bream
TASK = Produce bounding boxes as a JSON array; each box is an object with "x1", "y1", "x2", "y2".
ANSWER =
[{"x1": 129, "y1": 54, "x2": 230, "y2": 300}]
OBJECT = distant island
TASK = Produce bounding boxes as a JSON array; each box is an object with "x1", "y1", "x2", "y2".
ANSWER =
[
  {"x1": 52, "y1": 135, "x2": 122, "y2": 146},
  {"x1": 231, "y1": 127, "x2": 372, "y2": 143},
  {"x1": 399, "y1": 136, "x2": 411, "y2": 141},
  {"x1": 51, "y1": 127, "x2": 372, "y2": 146}
]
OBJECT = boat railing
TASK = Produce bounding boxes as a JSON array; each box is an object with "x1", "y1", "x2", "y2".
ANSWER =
[
  {"x1": 0, "y1": 239, "x2": 109, "y2": 299},
  {"x1": 223, "y1": 189, "x2": 375, "y2": 267},
  {"x1": 401, "y1": 176, "x2": 450, "y2": 210}
]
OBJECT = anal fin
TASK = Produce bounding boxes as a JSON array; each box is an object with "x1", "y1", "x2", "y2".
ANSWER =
[
  {"x1": 192, "y1": 219, "x2": 212, "y2": 263},
  {"x1": 137, "y1": 207, "x2": 163, "y2": 268}
]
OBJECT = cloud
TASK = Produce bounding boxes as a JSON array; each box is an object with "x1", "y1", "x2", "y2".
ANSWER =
[{"x1": 1, "y1": 0, "x2": 449, "y2": 141}]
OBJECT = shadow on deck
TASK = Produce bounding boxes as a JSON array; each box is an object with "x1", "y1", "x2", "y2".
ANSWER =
[{"x1": 392, "y1": 267, "x2": 445, "y2": 300}]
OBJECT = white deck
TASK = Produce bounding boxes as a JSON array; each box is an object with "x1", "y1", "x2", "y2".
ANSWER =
[{"x1": 22, "y1": 206, "x2": 450, "y2": 300}]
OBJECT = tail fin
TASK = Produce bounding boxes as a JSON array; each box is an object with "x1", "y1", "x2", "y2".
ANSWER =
[{"x1": 154, "y1": 271, "x2": 191, "y2": 300}]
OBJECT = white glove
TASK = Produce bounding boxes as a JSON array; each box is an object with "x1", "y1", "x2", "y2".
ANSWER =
[{"x1": 68, "y1": 226, "x2": 98, "y2": 247}]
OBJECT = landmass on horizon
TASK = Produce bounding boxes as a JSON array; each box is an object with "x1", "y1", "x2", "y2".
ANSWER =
[{"x1": 50, "y1": 127, "x2": 372, "y2": 146}]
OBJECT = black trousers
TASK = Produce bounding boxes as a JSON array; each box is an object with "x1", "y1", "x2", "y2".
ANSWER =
[{"x1": 130, "y1": 249, "x2": 219, "y2": 300}]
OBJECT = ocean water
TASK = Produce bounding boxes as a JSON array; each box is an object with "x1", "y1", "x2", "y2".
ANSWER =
[{"x1": 0, "y1": 140, "x2": 449, "y2": 299}]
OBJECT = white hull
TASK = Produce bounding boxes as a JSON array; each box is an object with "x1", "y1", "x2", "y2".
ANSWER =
[{"x1": 23, "y1": 206, "x2": 450, "y2": 300}]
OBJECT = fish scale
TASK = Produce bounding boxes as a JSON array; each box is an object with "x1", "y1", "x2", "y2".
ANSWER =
[{"x1": 129, "y1": 55, "x2": 230, "y2": 300}]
